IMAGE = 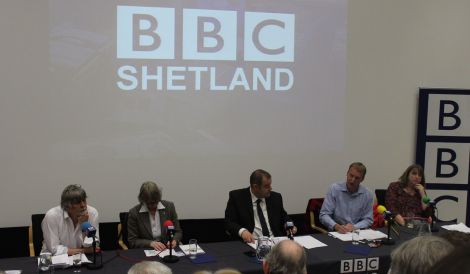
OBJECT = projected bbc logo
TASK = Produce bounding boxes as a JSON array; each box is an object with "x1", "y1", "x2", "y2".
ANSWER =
[{"x1": 117, "y1": 6, "x2": 295, "y2": 62}]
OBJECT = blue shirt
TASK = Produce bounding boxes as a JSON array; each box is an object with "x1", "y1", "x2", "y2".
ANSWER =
[{"x1": 319, "y1": 181, "x2": 374, "y2": 230}]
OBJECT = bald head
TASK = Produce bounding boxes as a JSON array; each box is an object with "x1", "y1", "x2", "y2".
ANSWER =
[{"x1": 263, "y1": 240, "x2": 307, "y2": 274}]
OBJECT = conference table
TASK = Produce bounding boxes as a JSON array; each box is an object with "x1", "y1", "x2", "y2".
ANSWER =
[{"x1": 0, "y1": 226, "x2": 425, "y2": 274}]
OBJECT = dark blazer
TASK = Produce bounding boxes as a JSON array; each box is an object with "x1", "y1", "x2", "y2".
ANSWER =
[
  {"x1": 224, "y1": 187, "x2": 290, "y2": 238},
  {"x1": 127, "y1": 200, "x2": 182, "y2": 248}
]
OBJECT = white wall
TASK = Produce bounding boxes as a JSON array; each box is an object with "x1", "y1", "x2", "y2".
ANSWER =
[
  {"x1": 1, "y1": 0, "x2": 469, "y2": 227},
  {"x1": 346, "y1": 0, "x2": 470, "y2": 220}
]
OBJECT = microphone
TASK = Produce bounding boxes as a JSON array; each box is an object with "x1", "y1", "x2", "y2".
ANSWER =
[
  {"x1": 162, "y1": 220, "x2": 179, "y2": 263},
  {"x1": 285, "y1": 221, "x2": 294, "y2": 240},
  {"x1": 81, "y1": 222, "x2": 102, "y2": 270},
  {"x1": 377, "y1": 205, "x2": 395, "y2": 245},
  {"x1": 422, "y1": 197, "x2": 439, "y2": 232},
  {"x1": 81, "y1": 222, "x2": 97, "y2": 238},
  {"x1": 376, "y1": 205, "x2": 393, "y2": 219}
]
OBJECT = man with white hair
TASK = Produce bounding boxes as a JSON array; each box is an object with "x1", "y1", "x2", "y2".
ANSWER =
[
  {"x1": 128, "y1": 261, "x2": 172, "y2": 274},
  {"x1": 263, "y1": 240, "x2": 307, "y2": 274}
]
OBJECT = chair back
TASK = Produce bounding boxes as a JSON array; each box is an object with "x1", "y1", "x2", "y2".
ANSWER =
[
  {"x1": 99, "y1": 222, "x2": 120, "y2": 250},
  {"x1": 31, "y1": 213, "x2": 46, "y2": 256},
  {"x1": 179, "y1": 218, "x2": 232, "y2": 244},
  {"x1": 375, "y1": 189, "x2": 387, "y2": 206},
  {"x1": 118, "y1": 212, "x2": 129, "y2": 249},
  {"x1": 305, "y1": 198, "x2": 327, "y2": 233},
  {"x1": 0, "y1": 226, "x2": 30, "y2": 258}
]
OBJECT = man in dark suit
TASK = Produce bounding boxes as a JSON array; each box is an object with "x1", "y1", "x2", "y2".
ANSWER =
[{"x1": 225, "y1": 169, "x2": 296, "y2": 243}]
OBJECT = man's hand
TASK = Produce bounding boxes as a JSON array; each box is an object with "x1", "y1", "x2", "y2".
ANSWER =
[
  {"x1": 150, "y1": 241, "x2": 167, "y2": 251},
  {"x1": 67, "y1": 247, "x2": 94, "y2": 256},
  {"x1": 241, "y1": 230, "x2": 255, "y2": 243},
  {"x1": 334, "y1": 223, "x2": 353, "y2": 234},
  {"x1": 166, "y1": 240, "x2": 177, "y2": 249},
  {"x1": 77, "y1": 211, "x2": 89, "y2": 224}
]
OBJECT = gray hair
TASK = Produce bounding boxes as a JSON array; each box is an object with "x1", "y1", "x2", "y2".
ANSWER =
[
  {"x1": 389, "y1": 235, "x2": 454, "y2": 274},
  {"x1": 138, "y1": 181, "x2": 162, "y2": 205},
  {"x1": 214, "y1": 269, "x2": 242, "y2": 274},
  {"x1": 264, "y1": 240, "x2": 307, "y2": 274},
  {"x1": 128, "y1": 261, "x2": 172, "y2": 274},
  {"x1": 60, "y1": 184, "x2": 87, "y2": 210}
]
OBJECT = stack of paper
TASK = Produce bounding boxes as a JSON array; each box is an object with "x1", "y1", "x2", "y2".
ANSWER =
[
  {"x1": 50, "y1": 253, "x2": 91, "y2": 268},
  {"x1": 247, "y1": 236, "x2": 327, "y2": 250},
  {"x1": 179, "y1": 244, "x2": 205, "y2": 256},
  {"x1": 143, "y1": 249, "x2": 185, "y2": 258}
]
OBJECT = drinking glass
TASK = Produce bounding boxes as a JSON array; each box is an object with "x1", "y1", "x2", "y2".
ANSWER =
[
  {"x1": 351, "y1": 228, "x2": 361, "y2": 245},
  {"x1": 188, "y1": 239, "x2": 198, "y2": 259},
  {"x1": 417, "y1": 222, "x2": 431, "y2": 236},
  {"x1": 72, "y1": 253, "x2": 82, "y2": 273},
  {"x1": 38, "y1": 252, "x2": 52, "y2": 272},
  {"x1": 256, "y1": 236, "x2": 272, "y2": 261}
]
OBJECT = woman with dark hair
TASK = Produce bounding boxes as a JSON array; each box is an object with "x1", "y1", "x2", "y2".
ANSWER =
[{"x1": 385, "y1": 164, "x2": 431, "y2": 226}]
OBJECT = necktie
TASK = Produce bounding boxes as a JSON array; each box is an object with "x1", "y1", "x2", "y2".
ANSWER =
[{"x1": 256, "y1": 199, "x2": 270, "y2": 237}]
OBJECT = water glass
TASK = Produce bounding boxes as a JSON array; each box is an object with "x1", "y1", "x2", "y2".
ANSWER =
[
  {"x1": 188, "y1": 239, "x2": 198, "y2": 259},
  {"x1": 38, "y1": 252, "x2": 52, "y2": 272},
  {"x1": 351, "y1": 229, "x2": 361, "y2": 245},
  {"x1": 417, "y1": 222, "x2": 431, "y2": 236},
  {"x1": 256, "y1": 236, "x2": 272, "y2": 261},
  {"x1": 72, "y1": 253, "x2": 82, "y2": 273}
]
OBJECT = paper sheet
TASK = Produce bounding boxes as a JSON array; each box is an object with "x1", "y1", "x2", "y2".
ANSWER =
[
  {"x1": 328, "y1": 229, "x2": 387, "y2": 242},
  {"x1": 441, "y1": 222, "x2": 470, "y2": 233},
  {"x1": 294, "y1": 235, "x2": 327, "y2": 249},
  {"x1": 179, "y1": 244, "x2": 205, "y2": 255},
  {"x1": 246, "y1": 236, "x2": 327, "y2": 249},
  {"x1": 50, "y1": 253, "x2": 91, "y2": 267},
  {"x1": 144, "y1": 249, "x2": 185, "y2": 258}
]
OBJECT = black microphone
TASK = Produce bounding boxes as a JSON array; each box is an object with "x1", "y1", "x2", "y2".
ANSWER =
[
  {"x1": 422, "y1": 197, "x2": 439, "y2": 232},
  {"x1": 81, "y1": 222, "x2": 102, "y2": 270},
  {"x1": 377, "y1": 205, "x2": 395, "y2": 245},
  {"x1": 162, "y1": 220, "x2": 179, "y2": 263},
  {"x1": 285, "y1": 221, "x2": 294, "y2": 240}
]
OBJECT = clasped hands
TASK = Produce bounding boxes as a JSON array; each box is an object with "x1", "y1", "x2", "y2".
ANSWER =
[
  {"x1": 334, "y1": 223, "x2": 355, "y2": 234},
  {"x1": 150, "y1": 240, "x2": 177, "y2": 251}
]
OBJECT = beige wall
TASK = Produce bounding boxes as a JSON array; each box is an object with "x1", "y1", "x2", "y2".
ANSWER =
[{"x1": 347, "y1": 0, "x2": 470, "y2": 221}]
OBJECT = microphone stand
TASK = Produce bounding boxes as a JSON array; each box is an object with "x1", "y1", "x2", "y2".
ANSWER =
[
  {"x1": 287, "y1": 229, "x2": 294, "y2": 240},
  {"x1": 163, "y1": 230, "x2": 179, "y2": 263},
  {"x1": 429, "y1": 202, "x2": 439, "y2": 233},
  {"x1": 382, "y1": 213, "x2": 395, "y2": 245},
  {"x1": 87, "y1": 235, "x2": 103, "y2": 270}
]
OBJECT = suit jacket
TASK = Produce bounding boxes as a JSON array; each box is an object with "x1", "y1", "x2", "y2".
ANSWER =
[
  {"x1": 127, "y1": 200, "x2": 182, "y2": 248},
  {"x1": 224, "y1": 187, "x2": 290, "y2": 238}
]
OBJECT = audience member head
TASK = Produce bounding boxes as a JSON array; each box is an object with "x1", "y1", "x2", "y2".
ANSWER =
[
  {"x1": 61, "y1": 184, "x2": 87, "y2": 211},
  {"x1": 138, "y1": 181, "x2": 162, "y2": 212},
  {"x1": 250, "y1": 169, "x2": 272, "y2": 199},
  {"x1": 263, "y1": 240, "x2": 307, "y2": 274},
  {"x1": 389, "y1": 235, "x2": 453, "y2": 274},
  {"x1": 398, "y1": 164, "x2": 425, "y2": 188},
  {"x1": 214, "y1": 269, "x2": 242, "y2": 274},
  {"x1": 346, "y1": 162, "x2": 366, "y2": 193},
  {"x1": 428, "y1": 244, "x2": 470, "y2": 274},
  {"x1": 438, "y1": 230, "x2": 470, "y2": 248},
  {"x1": 128, "y1": 261, "x2": 172, "y2": 274}
]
